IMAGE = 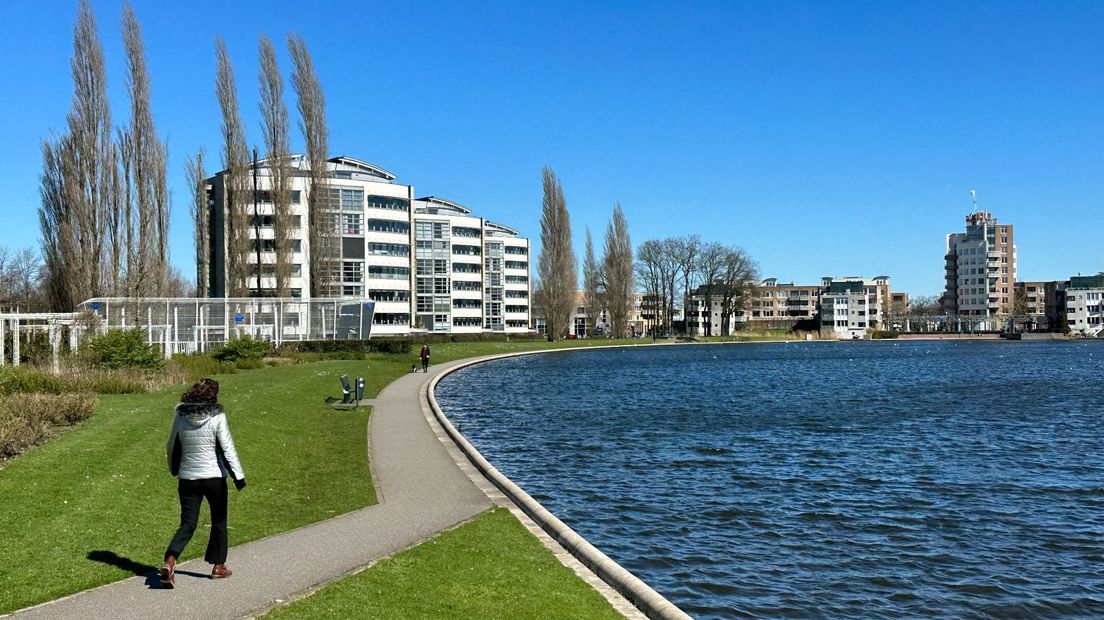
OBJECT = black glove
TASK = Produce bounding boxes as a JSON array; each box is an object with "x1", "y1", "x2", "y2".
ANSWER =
[{"x1": 234, "y1": 478, "x2": 246, "y2": 491}]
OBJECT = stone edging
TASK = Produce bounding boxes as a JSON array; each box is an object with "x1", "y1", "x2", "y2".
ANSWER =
[{"x1": 427, "y1": 347, "x2": 694, "y2": 620}]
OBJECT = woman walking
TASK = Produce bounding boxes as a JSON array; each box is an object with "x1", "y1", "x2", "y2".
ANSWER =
[
  {"x1": 420, "y1": 342, "x2": 431, "y2": 373},
  {"x1": 160, "y1": 378, "x2": 246, "y2": 588}
]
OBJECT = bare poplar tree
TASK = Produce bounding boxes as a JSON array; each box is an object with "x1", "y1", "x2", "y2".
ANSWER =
[
  {"x1": 259, "y1": 34, "x2": 294, "y2": 296},
  {"x1": 635, "y1": 239, "x2": 665, "y2": 337},
  {"x1": 215, "y1": 37, "x2": 251, "y2": 296},
  {"x1": 675, "y1": 234, "x2": 700, "y2": 335},
  {"x1": 602, "y1": 202, "x2": 633, "y2": 338},
  {"x1": 288, "y1": 33, "x2": 332, "y2": 297},
  {"x1": 39, "y1": 137, "x2": 73, "y2": 310},
  {"x1": 38, "y1": 0, "x2": 113, "y2": 310},
  {"x1": 695, "y1": 241, "x2": 727, "y2": 336},
  {"x1": 582, "y1": 228, "x2": 603, "y2": 337},
  {"x1": 536, "y1": 166, "x2": 576, "y2": 340},
  {"x1": 187, "y1": 149, "x2": 209, "y2": 296},
  {"x1": 121, "y1": 1, "x2": 169, "y2": 296}
]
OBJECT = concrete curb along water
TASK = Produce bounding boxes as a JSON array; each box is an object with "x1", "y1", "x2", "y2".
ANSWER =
[{"x1": 428, "y1": 348, "x2": 694, "y2": 620}]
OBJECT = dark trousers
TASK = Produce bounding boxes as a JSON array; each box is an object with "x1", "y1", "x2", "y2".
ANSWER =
[
  {"x1": 165, "y1": 477, "x2": 228, "y2": 564},
  {"x1": 421, "y1": 357, "x2": 429, "y2": 371}
]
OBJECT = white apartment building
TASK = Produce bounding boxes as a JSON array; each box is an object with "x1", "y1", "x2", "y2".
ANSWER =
[
  {"x1": 205, "y1": 155, "x2": 531, "y2": 337},
  {"x1": 1065, "y1": 274, "x2": 1104, "y2": 337}
]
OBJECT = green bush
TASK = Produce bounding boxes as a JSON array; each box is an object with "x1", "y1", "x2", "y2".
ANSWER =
[
  {"x1": 86, "y1": 329, "x2": 164, "y2": 370},
  {"x1": 870, "y1": 330, "x2": 900, "y2": 339},
  {"x1": 213, "y1": 336, "x2": 273, "y2": 363},
  {"x1": 0, "y1": 367, "x2": 67, "y2": 395},
  {"x1": 3, "y1": 331, "x2": 54, "y2": 366},
  {"x1": 171, "y1": 354, "x2": 239, "y2": 381},
  {"x1": 234, "y1": 358, "x2": 264, "y2": 370}
]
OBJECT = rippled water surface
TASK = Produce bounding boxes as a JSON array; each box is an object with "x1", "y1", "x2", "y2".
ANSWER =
[{"x1": 436, "y1": 341, "x2": 1104, "y2": 618}]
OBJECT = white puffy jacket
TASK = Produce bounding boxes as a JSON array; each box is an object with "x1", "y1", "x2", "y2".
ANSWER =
[{"x1": 166, "y1": 402, "x2": 245, "y2": 481}]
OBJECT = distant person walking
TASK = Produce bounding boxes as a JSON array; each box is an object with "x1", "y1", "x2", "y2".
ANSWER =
[
  {"x1": 160, "y1": 378, "x2": 246, "y2": 588},
  {"x1": 420, "y1": 343, "x2": 431, "y2": 373}
]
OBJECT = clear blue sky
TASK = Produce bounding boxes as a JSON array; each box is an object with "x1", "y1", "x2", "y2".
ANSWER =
[{"x1": 1, "y1": 1, "x2": 1101, "y2": 297}]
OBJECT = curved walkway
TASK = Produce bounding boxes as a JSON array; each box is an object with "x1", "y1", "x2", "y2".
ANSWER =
[{"x1": 11, "y1": 360, "x2": 492, "y2": 619}]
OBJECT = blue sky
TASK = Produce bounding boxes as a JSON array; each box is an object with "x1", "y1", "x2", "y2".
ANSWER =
[{"x1": 1, "y1": 1, "x2": 1101, "y2": 297}]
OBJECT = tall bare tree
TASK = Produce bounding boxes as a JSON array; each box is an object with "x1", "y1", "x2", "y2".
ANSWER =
[
  {"x1": 259, "y1": 34, "x2": 294, "y2": 296},
  {"x1": 288, "y1": 33, "x2": 332, "y2": 297},
  {"x1": 215, "y1": 37, "x2": 250, "y2": 296},
  {"x1": 635, "y1": 239, "x2": 665, "y2": 337},
  {"x1": 187, "y1": 150, "x2": 209, "y2": 296},
  {"x1": 695, "y1": 241, "x2": 727, "y2": 336},
  {"x1": 582, "y1": 228, "x2": 603, "y2": 337},
  {"x1": 120, "y1": 1, "x2": 169, "y2": 296},
  {"x1": 718, "y1": 246, "x2": 758, "y2": 335},
  {"x1": 536, "y1": 166, "x2": 576, "y2": 340},
  {"x1": 602, "y1": 202, "x2": 633, "y2": 338},
  {"x1": 674, "y1": 234, "x2": 700, "y2": 335},
  {"x1": 38, "y1": 0, "x2": 113, "y2": 310}
]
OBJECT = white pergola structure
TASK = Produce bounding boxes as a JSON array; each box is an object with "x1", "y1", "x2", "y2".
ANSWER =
[
  {"x1": 74, "y1": 297, "x2": 376, "y2": 358},
  {"x1": 0, "y1": 312, "x2": 81, "y2": 371}
]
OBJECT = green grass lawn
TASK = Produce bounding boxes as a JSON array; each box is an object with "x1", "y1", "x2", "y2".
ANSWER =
[
  {"x1": 0, "y1": 360, "x2": 379, "y2": 613},
  {"x1": 264, "y1": 508, "x2": 623, "y2": 620}
]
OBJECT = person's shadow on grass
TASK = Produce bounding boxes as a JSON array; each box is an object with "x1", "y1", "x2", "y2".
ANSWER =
[{"x1": 86, "y1": 550, "x2": 206, "y2": 589}]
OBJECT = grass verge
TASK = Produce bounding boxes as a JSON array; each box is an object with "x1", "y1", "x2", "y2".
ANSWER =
[
  {"x1": 0, "y1": 361, "x2": 377, "y2": 613},
  {"x1": 264, "y1": 508, "x2": 623, "y2": 620}
]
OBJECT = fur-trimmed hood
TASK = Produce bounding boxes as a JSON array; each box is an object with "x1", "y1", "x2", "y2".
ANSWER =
[{"x1": 175, "y1": 402, "x2": 224, "y2": 428}]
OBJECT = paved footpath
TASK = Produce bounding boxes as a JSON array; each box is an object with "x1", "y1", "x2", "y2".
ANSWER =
[{"x1": 12, "y1": 360, "x2": 493, "y2": 620}]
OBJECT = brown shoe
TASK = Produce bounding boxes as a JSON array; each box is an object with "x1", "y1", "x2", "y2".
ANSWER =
[
  {"x1": 159, "y1": 556, "x2": 176, "y2": 589},
  {"x1": 211, "y1": 564, "x2": 233, "y2": 579}
]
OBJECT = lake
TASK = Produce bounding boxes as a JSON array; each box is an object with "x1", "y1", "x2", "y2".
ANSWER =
[{"x1": 436, "y1": 341, "x2": 1104, "y2": 618}]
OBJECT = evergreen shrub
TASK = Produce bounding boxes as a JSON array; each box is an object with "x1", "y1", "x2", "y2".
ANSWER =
[
  {"x1": 86, "y1": 329, "x2": 164, "y2": 370},
  {"x1": 213, "y1": 336, "x2": 273, "y2": 362}
]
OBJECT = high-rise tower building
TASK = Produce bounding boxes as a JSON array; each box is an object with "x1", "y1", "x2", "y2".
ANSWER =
[{"x1": 942, "y1": 208, "x2": 1016, "y2": 320}]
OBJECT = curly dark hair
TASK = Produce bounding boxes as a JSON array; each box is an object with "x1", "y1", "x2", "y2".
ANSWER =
[{"x1": 181, "y1": 378, "x2": 219, "y2": 403}]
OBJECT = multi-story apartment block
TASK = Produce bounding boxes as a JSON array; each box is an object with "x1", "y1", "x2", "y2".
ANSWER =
[
  {"x1": 1014, "y1": 280, "x2": 1067, "y2": 331},
  {"x1": 1065, "y1": 274, "x2": 1104, "y2": 337},
  {"x1": 819, "y1": 279, "x2": 873, "y2": 340},
  {"x1": 685, "y1": 275, "x2": 896, "y2": 337},
  {"x1": 204, "y1": 155, "x2": 530, "y2": 336},
  {"x1": 943, "y1": 209, "x2": 1016, "y2": 322}
]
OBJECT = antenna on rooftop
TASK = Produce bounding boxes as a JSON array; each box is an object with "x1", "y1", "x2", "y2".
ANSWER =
[{"x1": 969, "y1": 189, "x2": 978, "y2": 212}]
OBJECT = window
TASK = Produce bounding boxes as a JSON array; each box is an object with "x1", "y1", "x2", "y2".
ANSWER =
[
  {"x1": 342, "y1": 213, "x2": 363, "y2": 236},
  {"x1": 453, "y1": 298, "x2": 481, "y2": 309},
  {"x1": 367, "y1": 219, "x2": 410, "y2": 234},
  {"x1": 505, "y1": 261, "x2": 527, "y2": 270},
  {"x1": 366, "y1": 195, "x2": 410, "y2": 211},
  {"x1": 342, "y1": 285, "x2": 363, "y2": 297},
  {"x1": 342, "y1": 261, "x2": 364, "y2": 283},
  {"x1": 453, "y1": 263, "x2": 481, "y2": 274},
  {"x1": 505, "y1": 275, "x2": 528, "y2": 284},
  {"x1": 328, "y1": 187, "x2": 364, "y2": 211},
  {"x1": 415, "y1": 221, "x2": 449, "y2": 240},
  {"x1": 369, "y1": 289, "x2": 410, "y2": 302},
  {"x1": 453, "y1": 281, "x2": 482, "y2": 291},
  {"x1": 453, "y1": 244, "x2": 481, "y2": 256},
  {"x1": 368, "y1": 266, "x2": 410, "y2": 280},
  {"x1": 506, "y1": 305, "x2": 528, "y2": 313},
  {"x1": 368, "y1": 242, "x2": 410, "y2": 257},
  {"x1": 453, "y1": 317, "x2": 481, "y2": 327},
  {"x1": 373, "y1": 313, "x2": 410, "y2": 325},
  {"x1": 453, "y1": 226, "x2": 481, "y2": 238},
  {"x1": 505, "y1": 289, "x2": 528, "y2": 298}
]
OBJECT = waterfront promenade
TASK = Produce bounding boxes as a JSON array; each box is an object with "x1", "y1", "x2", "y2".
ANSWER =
[{"x1": 10, "y1": 361, "x2": 494, "y2": 619}]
